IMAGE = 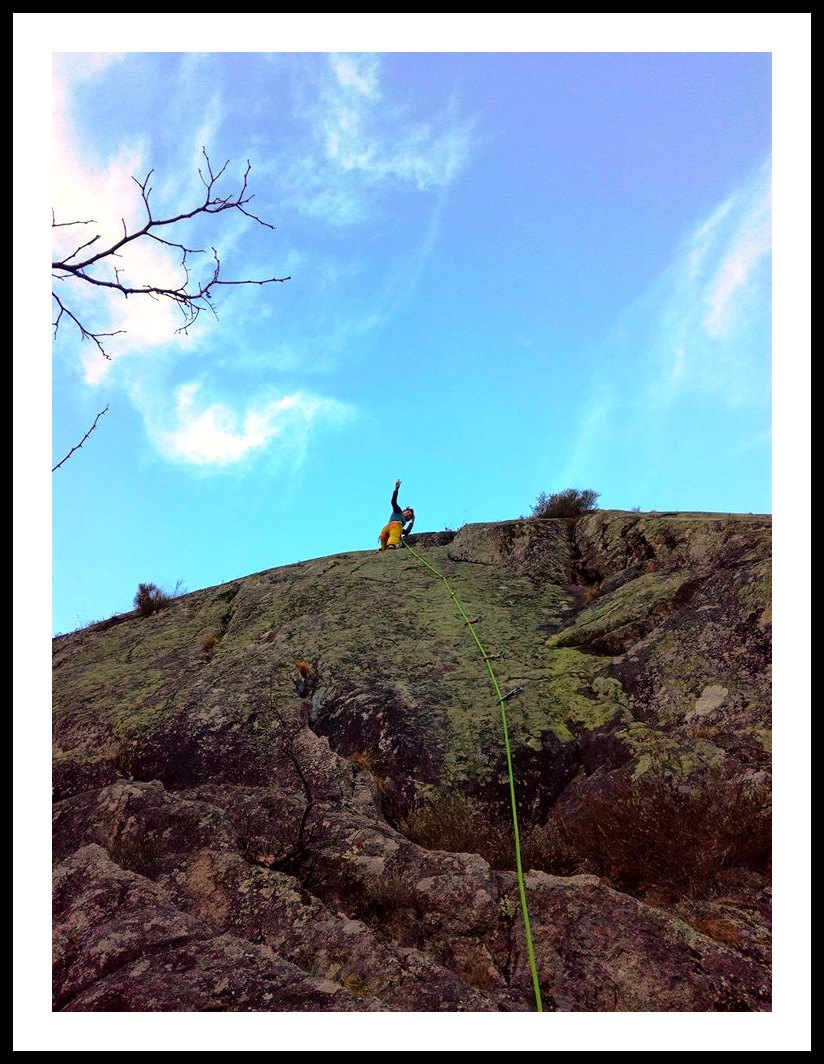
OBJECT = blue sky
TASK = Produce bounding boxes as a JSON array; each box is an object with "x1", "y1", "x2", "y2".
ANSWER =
[
  {"x1": 15, "y1": 14, "x2": 810, "y2": 1051},
  {"x1": 45, "y1": 44, "x2": 779, "y2": 634}
]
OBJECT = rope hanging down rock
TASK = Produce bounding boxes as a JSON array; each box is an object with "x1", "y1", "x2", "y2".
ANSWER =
[{"x1": 400, "y1": 537, "x2": 543, "y2": 1013}]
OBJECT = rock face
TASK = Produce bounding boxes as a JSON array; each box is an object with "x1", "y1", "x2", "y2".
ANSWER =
[{"x1": 53, "y1": 511, "x2": 771, "y2": 1012}]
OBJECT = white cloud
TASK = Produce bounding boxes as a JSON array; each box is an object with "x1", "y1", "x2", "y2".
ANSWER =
[{"x1": 155, "y1": 381, "x2": 352, "y2": 468}]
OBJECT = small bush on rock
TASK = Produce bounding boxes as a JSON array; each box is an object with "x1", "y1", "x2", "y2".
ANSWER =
[
  {"x1": 530, "y1": 488, "x2": 600, "y2": 519},
  {"x1": 133, "y1": 580, "x2": 185, "y2": 617}
]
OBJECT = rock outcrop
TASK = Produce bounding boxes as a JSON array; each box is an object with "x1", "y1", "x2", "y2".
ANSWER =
[{"x1": 53, "y1": 511, "x2": 771, "y2": 1011}]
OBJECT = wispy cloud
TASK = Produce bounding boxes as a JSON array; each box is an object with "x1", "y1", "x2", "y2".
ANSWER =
[
  {"x1": 153, "y1": 381, "x2": 353, "y2": 469},
  {"x1": 557, "y1": 161, "x2": 772, "y2": 495},
  {"x1": 288, "y1": 54, "x2": 473, "y2": 225},
  {"x1": 641, "y1": 158, "x2": 772, "y2": 406},
  {"x1": 329, "y1": 54, "x2": 380, "y2": 98},
  {"x1": 703, "y1": 186, "x2": 771, "y2": 340}
]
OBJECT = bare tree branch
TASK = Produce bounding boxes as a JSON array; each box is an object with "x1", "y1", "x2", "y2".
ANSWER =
[
  {"x1": 52, "y1": 406, "x2": 109, "y2": 472},
  {"x1": 52, "y1": 147, "x2": 290, "y2": 469},
  {"x1": 53, "y1": 149, "x2": 279, "y2": 274},
  {"x1": 52, "y1": 209, "x2": 97, "y2": 227},
  {"x1": 215, "y1": 275, "x2": 292, "y2": 287},
  {"x1": 59, "y1": 233, "x2": 102, "y2": 265},
  {"x1": 52, "y1": 293, "x2": 122, "y2": 359},
  {"x1": 52, "y1": 147, "x2": 290, "y2": 348}
]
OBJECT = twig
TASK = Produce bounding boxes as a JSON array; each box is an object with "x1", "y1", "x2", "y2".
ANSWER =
[
  {"x1": 52, "y1": 406, "x2": 109, "y2": 472},
  {"x1": 52, "y1": 211, "x2": 97, "y2": 227}
]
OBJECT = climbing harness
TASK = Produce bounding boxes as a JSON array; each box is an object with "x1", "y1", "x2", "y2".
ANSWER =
[{"x1": 401, "y1": 537, "x2": 544, "y2": 1013}]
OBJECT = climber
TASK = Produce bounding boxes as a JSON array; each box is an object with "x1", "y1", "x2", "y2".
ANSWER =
[{"x1": 379, "y1": 479, "x2": 415, "y2": 551}]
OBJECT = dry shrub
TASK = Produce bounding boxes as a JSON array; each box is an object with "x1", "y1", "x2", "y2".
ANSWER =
[
  {"x1": 349, "y1": 749, "x2": 389, "y2": 794},
  {"x1": 200, "y1": 630, "x2": 219, "y2": 658},
  {"x1": 338, "y1": 970, "x2": 372, "y2": 999},
  {"x1": 401, "y1": 794, "x2": 514, "y2": 869},
  {"x1": 402, "y1": 794, "x2": 479, "y2": 852},
  {"x1": 439, "y1": 941, "x2": 502, "y2": 991},
  {"x1": 347, "y1": 750, "x2": 408, "y2": 827},
  {"x1": 349, "y1": 749, "x2": 379, "y2": 773},
  {"x1": 293, "y1": 659, "x2": 317, "y2": 697},
  {"x1": 689, "y1": 914, "x2": 745, "y2": 946},
  {"x1": 581, "y1": 583, "x2": 602, "y2": 605},
  {"x1": 360, "y1": 871, "x2": 419, "y2": 928},
  {"x1": 397, "y1": 771, "x2": 769, "y2": 903},
  {"x1": 530, "y1": 488, "x2": 600, "y2": 519},
  {"x1": 522, "y1": 818, "x2": 582, "y2": 876},
  {"x1": 133, "y1": 580, "x2": 185, "y2": 617},
  {"x1": 536, "y1": 770, "x2": 771, "y2": 899}
]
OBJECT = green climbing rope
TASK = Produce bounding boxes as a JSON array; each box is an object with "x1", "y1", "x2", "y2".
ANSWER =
[{"x1": 401, "y1": 537, "x2": 543, "y2": 1012}]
